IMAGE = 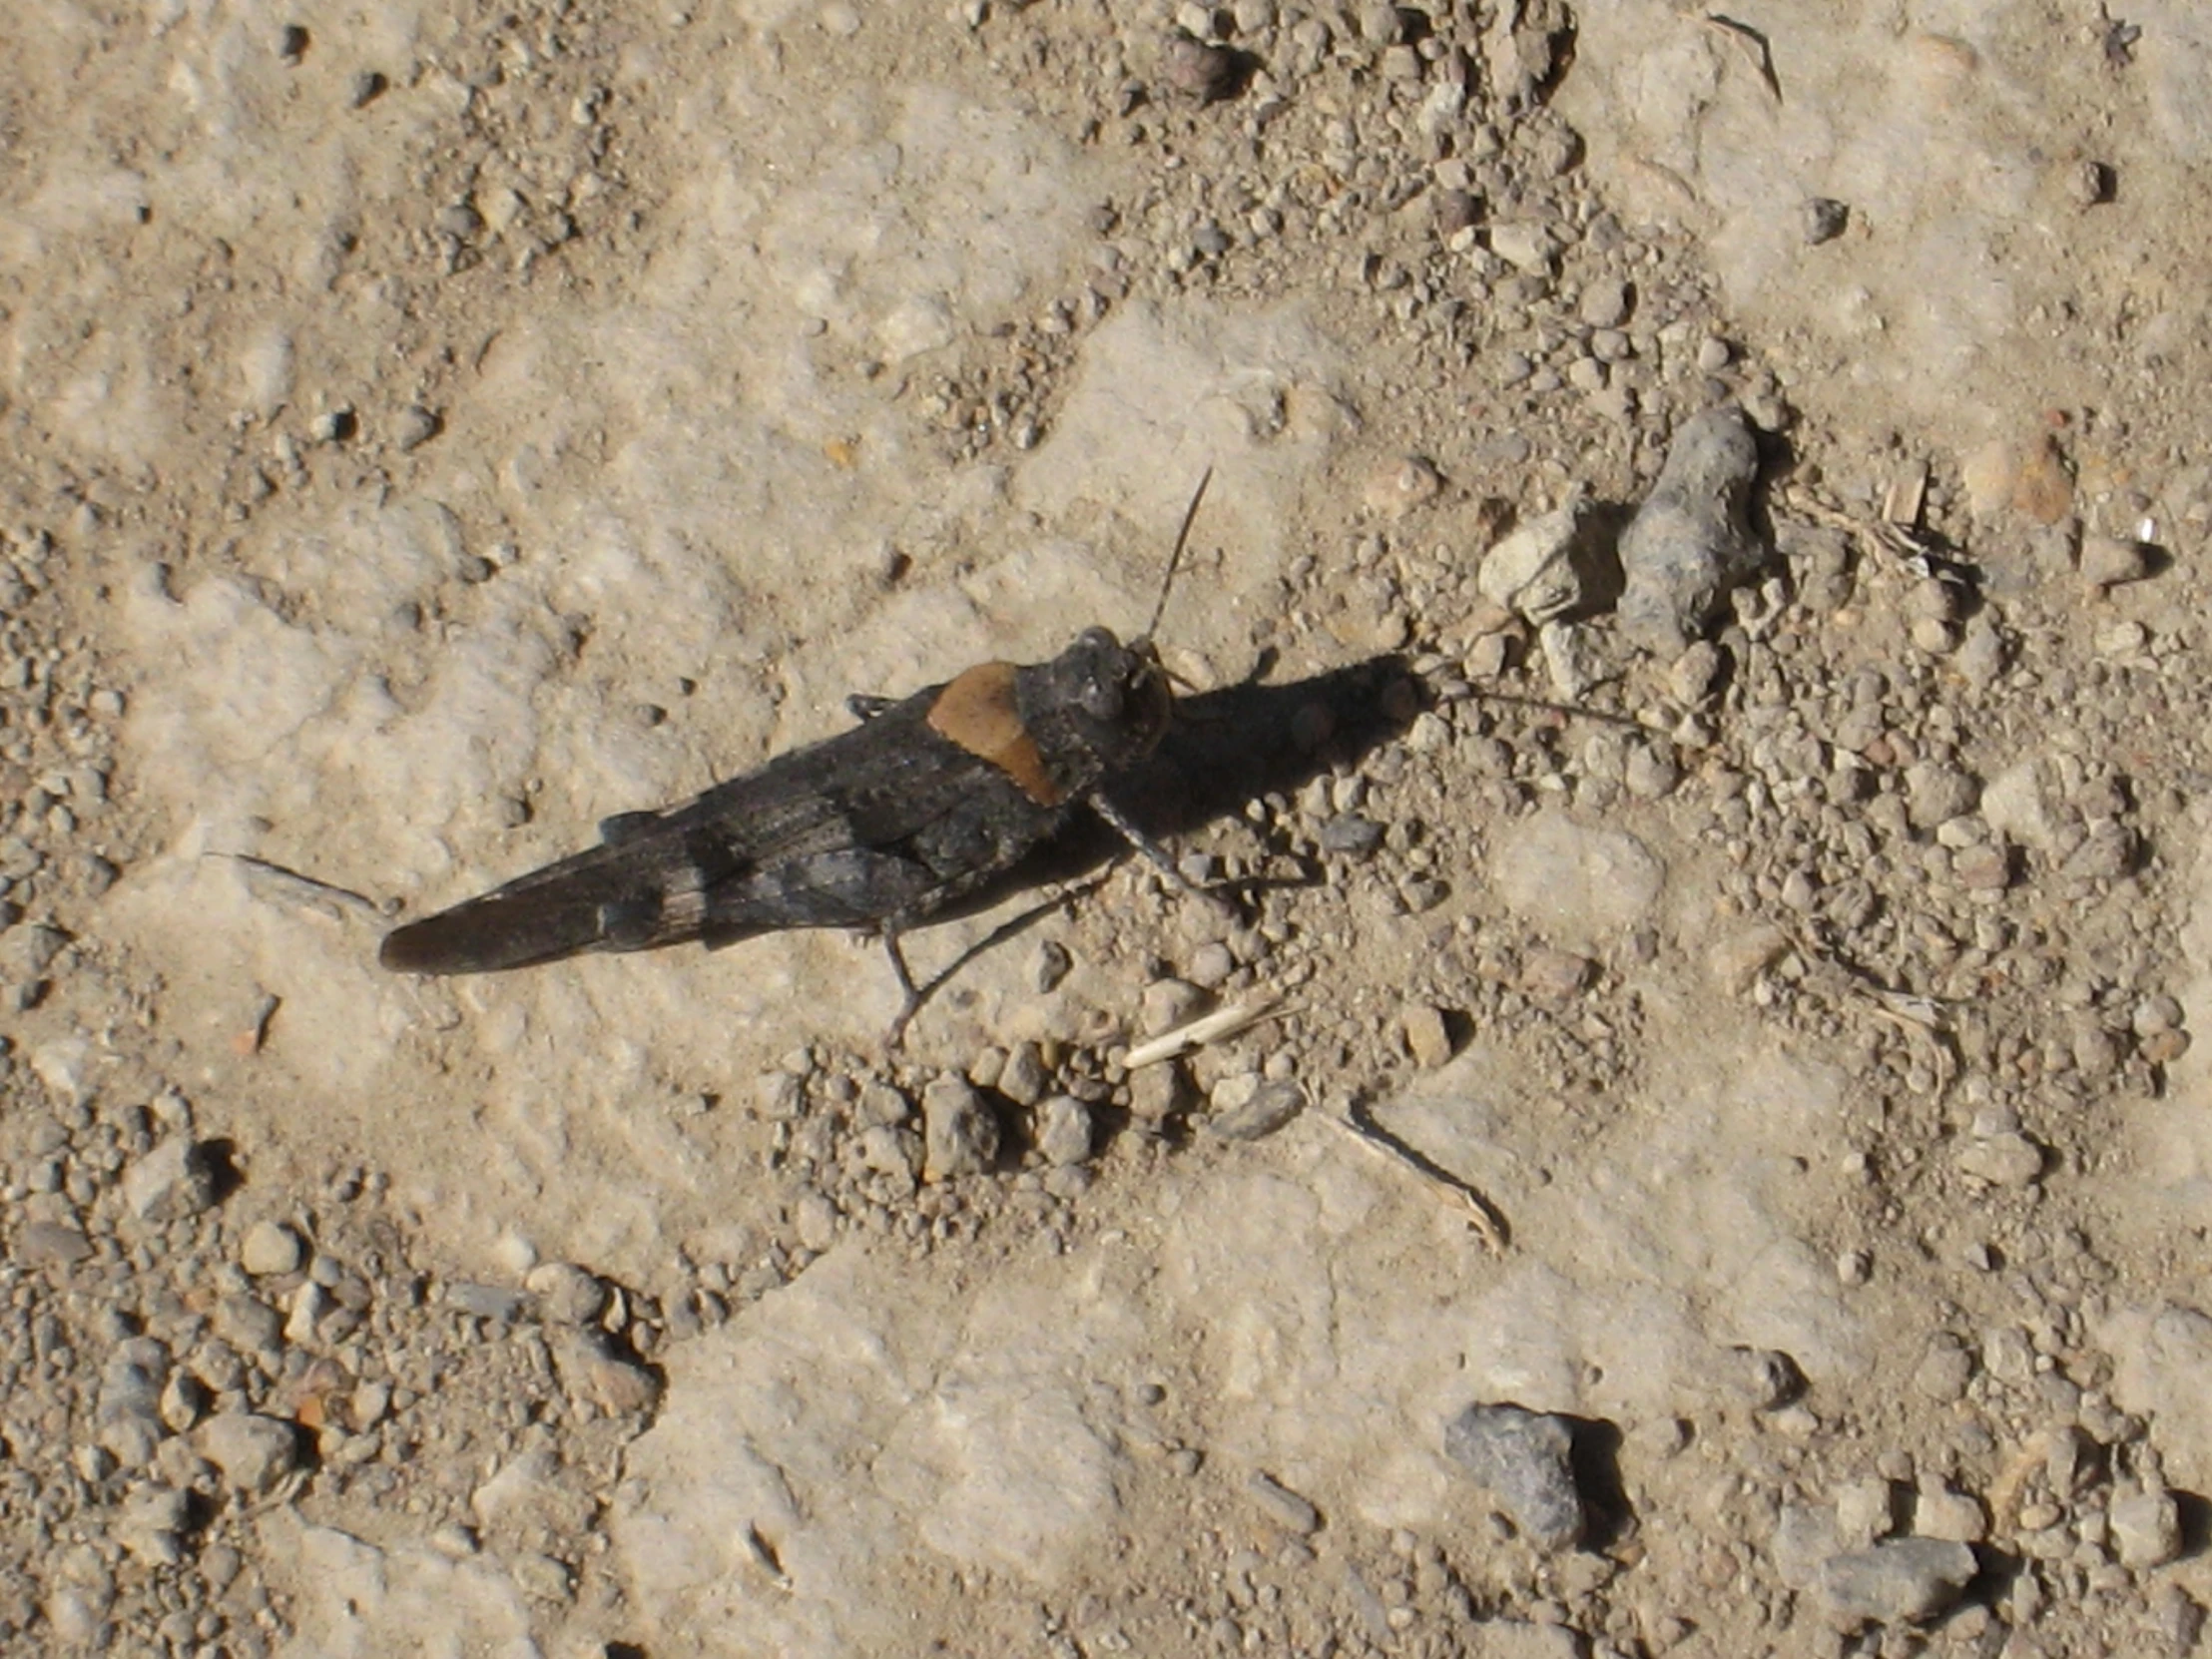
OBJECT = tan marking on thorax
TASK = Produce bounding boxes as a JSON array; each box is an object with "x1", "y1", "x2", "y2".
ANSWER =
[{"x1": 926, "y1": 661, "x2": 1066, "y2": 807}]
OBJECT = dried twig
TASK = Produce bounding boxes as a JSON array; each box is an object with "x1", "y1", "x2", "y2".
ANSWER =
[
  {"x1": 1327, "y1": 1103, "x2": 1510, "y2": 1254},
  {"x1": 1125, "y1": 995, "x2": 1286, "y2": 1069}
]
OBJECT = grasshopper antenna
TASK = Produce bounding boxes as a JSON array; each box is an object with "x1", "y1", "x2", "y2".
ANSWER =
[{"x1": 1141, "y1": 465, "x2": 1214, "y2": 646}]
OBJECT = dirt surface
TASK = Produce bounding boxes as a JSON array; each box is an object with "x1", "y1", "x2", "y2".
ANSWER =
[{"x1": 5, "y1": 0, "x2": 2212, "y2": 1654}]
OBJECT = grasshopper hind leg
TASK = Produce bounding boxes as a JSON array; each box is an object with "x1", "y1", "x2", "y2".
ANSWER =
[{"x1": 1086, "y1": 790, "x2": 1239, "y2": 920}]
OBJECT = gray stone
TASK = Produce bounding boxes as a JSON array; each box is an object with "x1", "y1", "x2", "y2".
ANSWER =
[
  {"x1": 1773, "y1": 1501, "x2": 1841, "y2": 1587},
  {"x1": 114, "y1": 1483, "x2": 189, "y2": 1565},
  {"x1": 1834, "y1": 1478, "x2": 1898, "y2": 1549},
  {"x1": 1913, "y1": 1481, "x2": 1986, "y2": 1543},
  {"x1": 1442, "y1": 1402, "x2": 1586, "y2": 1551},
  {"x1": 1955, "y1": 1131, "x2": 2043, "y2": 1188},
  {"x1": 1815, "y1": 1538, "x2": 1977, "y2": 1625},
  {"x1": 1247, "y1": 1470, "x2": 1321, "y2": 1534},
  {"x1": 1032, "y1": 1094, "x2": 1094, "y2": 1167},
  {"x1": 17, "y1": 1220, "x2": 92, "y2": 1265},
  {"x1": 1318, "y1": 814, "x2": 1384, "y2": 856},
  {"x1": 852, "y1": 1123, "x2": 921, "y2": 1186},
  {"x1": 1579, "y1": 276, "x2": 1631, "y2": 327},
  {"x1": 996, "y1": 1041, "x2": 1049, "y2": 1108},
  {"x1": 97, "y1": 1340, "x2": 171, "y2": 1468},
  {"x1": 1478, "y1": 497, "x2": 1593, "y2": 624},
  {"x1": 1802, "y1": 196, "x2": 1850, "y2": 244},
  {"x1": 1980, "y1": 761, "x2": 2058, "y2": 851},
  {"x1": 1127, "y1": 1064, "x2": 1185, "y2": 1125},
  {"x1": 443, "y1": 1282, "x2": 524, "y2": 1322},
  {"x1": 1616, "y1": 404, "x2": 1767, "y2": 654},
  {"x1": 1403, "y1": 1002, "x2": 1452, "y2": 1068},
  {"x1": 1487, "y1": 222, "x2": 1557, "y2": 272},
  {"x1": 922, "y1": 1077, "x2": 999, "y2": 1180},
  {"x1": 122, "y1": 1138, "x2": 213, "y2": 1224},
  {"x1": 1905, "y1": 762, "x2": 1981, "y2": 830},
  {"x1": 1205, "y1": 1076, "x2": 1305, "y2": 1141},
  {"x1": 239, "y1": 1220, "x2": 304, "y2": 1277},
  {"x1": 198, "y1": 1412, "x2": 300, "y2": 1495},
  {"x1": 392, "y1": 404, "x2": 442, "y2": 451},
  {"x1": 1913, "y1": 1335, "x2": 1975, "y2": 1403},
  {"x1": 525, "y1": 1262, "x2": 609, "y2": 1326},
  {"x1": 2110, "y1": 1485, "x2": 2182, "y2": 1569},
  {"x1": 213, "y1": 1293, "x2": 283, "y2": 1354},
  {"x1": 1140, "y1": 977, "x2": 1210, "y2": 1033},
  {"x1": 548, "y1": 1330, "x2": 663, "y2": 1415}
]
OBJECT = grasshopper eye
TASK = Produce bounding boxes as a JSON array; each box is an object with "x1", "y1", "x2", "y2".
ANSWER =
[{"x1": 1079, "y1": 674, "x2": 1124, "y2": 724}]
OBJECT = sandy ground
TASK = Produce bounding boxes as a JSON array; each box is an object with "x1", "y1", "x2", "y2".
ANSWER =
[{"x1": 6, "y1": 0, "x2": 2212, "y2": 1654}]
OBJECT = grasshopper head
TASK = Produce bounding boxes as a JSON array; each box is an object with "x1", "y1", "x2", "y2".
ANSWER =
[{"x1": 1023, "y1": 626, "x2": 1174, "y2": 783}]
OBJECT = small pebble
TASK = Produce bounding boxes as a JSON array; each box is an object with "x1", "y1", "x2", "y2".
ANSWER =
[
  {"x1": 1904, "y1": 763, "x2": 1979, "y2": 830},
  {"x1": 1520, "y1": 948, "x2": 1590, "y2": 1001},
  {"x1": 921, "y1": 1078, "x2": 999, "y2": 1181},
  {"x1": 1616, "y1": 404, "x2": 1766, "y2": 654},
  {"x1": 239, "y1": 1221, "x2": 304, "y2": 1278},
  {"x1": 2077, "y1": 532, "x2": 2152, "y2": 589},
  {"x1": 996, "y1": 1041, "x2": 1048, "y2": 1108},
  {"x1": 1319, "y1": 815, "x2": 1384, "y2": 857},
  {"x1": 1247, "y1": 1470, "x2": 1322, "y2": 1534},
  {"x1": 1032, "y1": 1094, "x2": 1093, "y2": 1167},
  {"x1": 1206, "y1": 1076, "x2": 1305, "y2": 1140},
  {"x1": 2110, "y1": 1485, "x2": 2182, "y2": 1569},
  {"x1": 1623, "y1": 743, "x2": 1681, "y2": 800},
  {"x1": 1126, "y1": 1064, "x2": 1184, "y2": 1125},
  {"x1": 2011, "y1": 434, "x2": 2074, "y2": 522},
  {"x1": 198, "y1": 1412, "x2": 300, "y2": 1495},
  {"x1": 1478, "y1": 498, "x2": 1589, "y2": 625},
  {"x1": 392, "y1": 405, "x2": 441, "y2": 451},
  {"x1": 1161, "y1": 30, "x2": 1240, "y2": 101},
  {"x1": 1955, "y1": 1131, "x2": 2043, "y2": 1188},
  {"x1": 123, "y1": 1138, "x2": 214, "y2": 1225},
  {"x1": 1142, "y1": 977, "x2": 1210, "y2": 1035},
  {"x1": 1912, "y1": 1335, "x2": 1974, "y2": 1403},
  {"x1": 1834, "y1": 1478, "x2": 1896, "y2": 1548},
  {"x1": 548, "y1": 1330, "x2": 663, "y2": 1414},
  {"x1": 1187, "y1": 941, "x2": 1236, "y2": 988},
  {"x1": 1364, "y1": 455, "x2": 1442, "y2": 518},
  {"x1": 2066, "y1": 159, "x2": 2113, "y2": 207},
  {"x1": 18, "y1": 1220, "x2": 94, "y2": 1265},
  {"x1": 1816, "y1": 1538, "x2": 1976, "y2": 1625},
  {"x1": 1435, "y1": 189, "x2": 1480, "y2": 235},
  {"x1": 1578, "y1": 277, "x2": 1631, "y2": 328},
  {"x1": 525, "y1": 1261, "x2": 610, "y2": 1325},
  {"x1": 1487, "y1": 223, "x2": 1555, "y2": 273},
  {"x1": 1912, "y1": 1481, "x2": 1986, "y2": 1543},
  {"x1": 1033, "y1": 939, "x2": 1073, "y2": 993},
  {"x1": 1801, "y1": 197, "x2": 1849, "y2": 244},
  {"x1": 1403, "y1": 1002, "x2": 1452, "y2": 1069}
]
